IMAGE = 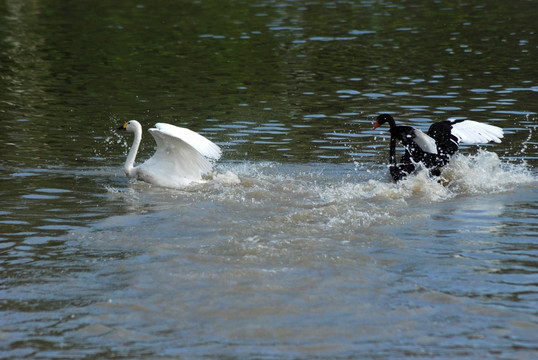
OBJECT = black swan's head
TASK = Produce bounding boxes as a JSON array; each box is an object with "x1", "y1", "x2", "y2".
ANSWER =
[{"x1": 372, "y1": 114, "x2": 395, "y2": 130}]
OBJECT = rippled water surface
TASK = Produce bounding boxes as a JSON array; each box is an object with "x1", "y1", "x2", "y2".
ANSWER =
[{"x1": 1, "y1": 0, "x2": 537, "y2": 359}]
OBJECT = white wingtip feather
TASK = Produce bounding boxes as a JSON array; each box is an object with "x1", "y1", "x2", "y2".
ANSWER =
[
  {"x1": 154, "y1": 123, "x2": 222, "y2": 160},
  {"x1": 451, "y1": 121, "x2": 504, "y2": 144}
]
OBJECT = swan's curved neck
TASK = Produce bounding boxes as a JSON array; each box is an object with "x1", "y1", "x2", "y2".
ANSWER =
[
  {"x1": 386, "y1": 117, "x2": 397, "y2": 130},
  {"x1": 124, "y1": 127, "x2": 142, "y2": 177}
]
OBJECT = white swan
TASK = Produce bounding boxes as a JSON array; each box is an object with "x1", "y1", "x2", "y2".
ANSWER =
[{"x1": 117, "y1": 120, "x2": 222, "y2": 188}]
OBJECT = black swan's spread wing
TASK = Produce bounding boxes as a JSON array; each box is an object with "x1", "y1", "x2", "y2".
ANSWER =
[
  {"x1": 427, "y1": 121, "x2": 460, "y2": 156},
  {"x1": 427, "y1": 119, "x2": 504, "y2": 156}
]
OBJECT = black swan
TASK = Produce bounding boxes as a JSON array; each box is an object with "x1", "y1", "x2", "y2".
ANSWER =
[{"x1": 372, "y1": 114, "x2": 504, "y2": 182}]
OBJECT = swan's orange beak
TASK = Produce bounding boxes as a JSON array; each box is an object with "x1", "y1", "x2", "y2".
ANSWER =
[
  {"x1": 117, "y1": 122, "x2": 128, "y2": 131},
  {"x1": 372, "y1": 120, "x2": 380, "y2": 130}
]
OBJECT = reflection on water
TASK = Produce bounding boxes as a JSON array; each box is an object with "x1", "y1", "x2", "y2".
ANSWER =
[{"x1": 1, "y1": 0, "x2": 537, "y2": 358}]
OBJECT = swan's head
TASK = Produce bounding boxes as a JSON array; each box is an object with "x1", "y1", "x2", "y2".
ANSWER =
[
  {"x1": 117, "y1": 120, "x2": 142, "y2": 133},
  {"x1": 372, "y1": 114, "x2": 395, "y2": 130}
]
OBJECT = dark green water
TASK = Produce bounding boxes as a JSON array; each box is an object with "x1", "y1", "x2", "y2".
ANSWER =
[{"x1": 1, "y1": 1, "x2": 537, "y2": 359}]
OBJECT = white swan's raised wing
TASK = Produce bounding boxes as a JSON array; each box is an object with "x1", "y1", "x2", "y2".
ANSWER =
[
  {"x1": 135, "y1": 124, "x2": 221, "y2": 187},
  {"x1": 451, "y1": 120, "x2": 504, "y2": 144},
  {"x1": 154, "y1": 123, "x2": 222, "y2": 160}
]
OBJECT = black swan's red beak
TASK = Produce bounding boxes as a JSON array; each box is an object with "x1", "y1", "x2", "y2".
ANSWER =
[{"x1": 372, "y1": 120, "x2": 380, "y2": 130}]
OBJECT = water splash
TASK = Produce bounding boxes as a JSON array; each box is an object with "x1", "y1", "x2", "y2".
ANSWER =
[
  {"x1": 209, "y1": 170, "x2": 241, "y2": 186},
  {"x1": 94, "y1": 115, "x2": 131, "y2": 160},
  {"x1": 441, "y1": 150, "x2": 534, "y2": 194},
  {"x1": 102, "y1": 150, "x2": 535, "y2": 235}
]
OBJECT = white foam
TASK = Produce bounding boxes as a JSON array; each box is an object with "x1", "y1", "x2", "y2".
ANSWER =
[
  {"x1": 210, "y1": 170, "x2": 241, "y2": 185},
  {"x1": 104, "y1": 154, "x2": 535, "y2": 234},
  {"x1": 441, "y1": 150, "x2": 534, "y2": 194},
  {"x1": 198, "y1": 153, "x2": 533, "y2": 208}
]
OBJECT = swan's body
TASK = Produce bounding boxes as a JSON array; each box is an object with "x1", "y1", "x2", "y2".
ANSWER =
[
  {"x1": 373, "y1": 114, "x2": 503, "y2": 181},
  {"x1": 118, "y1": 120, "x2": 221, "y2": 188}
]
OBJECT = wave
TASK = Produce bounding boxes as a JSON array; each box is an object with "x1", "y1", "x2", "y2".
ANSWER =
[
  {"x1": 208, "y1": 150, "x2": 534, "y2": 200},
  {"x1": 102, "y1": 150, "x2": 535, "y2": 234}
]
